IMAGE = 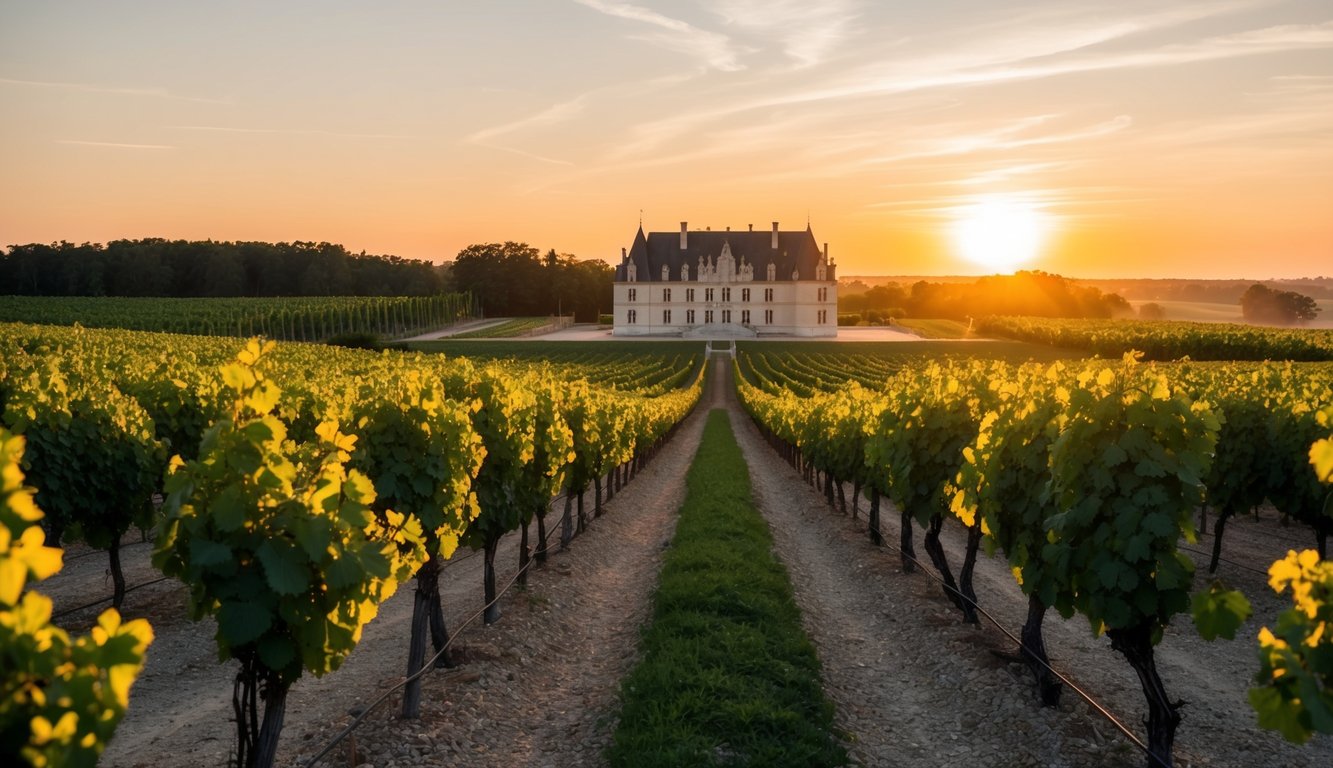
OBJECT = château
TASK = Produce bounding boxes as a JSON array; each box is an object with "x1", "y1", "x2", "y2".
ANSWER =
[{"x1": 613, "y1": 221, "x2": 838, "y2": 337}]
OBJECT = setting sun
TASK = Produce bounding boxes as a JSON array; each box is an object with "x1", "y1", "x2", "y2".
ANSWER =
[{"x1": 950, "y1": 197, "x2": 1052, "y2": 273}]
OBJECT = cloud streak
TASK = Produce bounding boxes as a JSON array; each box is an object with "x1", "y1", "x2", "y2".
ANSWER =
[
  {"x1": 169, "y1": 125, "x2": 416, "y2": 140},
  {"x1": 571, "y1": 0, "x2": 745, "y2": 71},
  {"x1": 594, "y1": 5, "x2": 1324, "y2": 163},
  {"x1": 710, "y1": 0, "x2": 861, "y2": 67},
  {"x1": 56, "y1": 140, "x2": 176, "y2": 150},
  {"x1": 1, "y1": 76, "x2": 228, "y2": 104}
]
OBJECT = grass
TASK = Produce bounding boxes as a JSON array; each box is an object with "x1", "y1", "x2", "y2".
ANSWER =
[
  {"x1": 893, "y1": 317, "x2": 972, "y2": 339},
  {"x1": 608, "y1": 410, "x2": 848, "y2": 768},
  {"x1": 445, "y1": 317, "x2": 556, "y2": 338}
]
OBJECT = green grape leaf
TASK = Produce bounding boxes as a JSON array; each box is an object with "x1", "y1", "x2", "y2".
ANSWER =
[
  {"x1": 188, "y1": 538, "x2": 233, "y2": 568},
  {"x1": 1141, "y1": 512, "x2": 1175, "y2": 539},
  {"x1": 258, "y1": 634, "x2": 297, "y2": 673},
  {"x1": 218, "y1": 600, "x2": 271, "y2": 647},
  {"x1": 1191, "y1": 584, "x2": 1252, "y2": 641},
  {"x1": 1249, "y1": 686, "x2": 1312, "y2": 744},
  {"x1": 256, "y1": 539, "x2": 309, "y2": 596},
  {"x1": 1299, "y1": 674, "x2": 1333, "y2": 735},
  {"x1": 294, "y1": 517, "x2": 332, "y2": 562},
  {"x1": 326, "y1": 554, "x2": 364, "y2": 589},
  {"x1": 211, "y1": 485, "x2": 246, "y2": 532}
]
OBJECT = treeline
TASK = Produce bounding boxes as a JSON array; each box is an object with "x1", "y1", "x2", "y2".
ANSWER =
[
  {"x1": 1083, "y1": 277, "x2": 1333, "y2": 302},
  {"x1": 449, "y1": 242, "x2": 613, "y2": 323},
  {"x1": 0, "y1": 239, "x2": 447, "y2": 297},
  {"x1": 839, "y1": 271, "x2": 1130, "y2": 320}
]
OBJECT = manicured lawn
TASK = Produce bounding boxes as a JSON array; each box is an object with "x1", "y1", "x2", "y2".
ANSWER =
[
  {"x1": 893, "y1": 317, "x2": 971, "y2": 339},
  {"x1": 608, "y1": 410, "x2": 848, "y2": 768}
]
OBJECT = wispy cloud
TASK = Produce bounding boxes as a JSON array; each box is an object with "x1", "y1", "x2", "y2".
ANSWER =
[
  {"x1": 468, "y1": 96, "x2": 590, "y2": 144},
  {"x1": 1, "y1": 76, "x2": 228, "y2": 104},
  {"x1": 571, "y1": 0, "x2": 746, "y2": 71},
  {"x1": 757, "y1": 19, "x2": 1333, "y2": 113},
  {"x1": 595, "y1": 3, "x2": 1308, "y2": 161},
  {"x1": 710, "y1": 0, "x2": 861, "y2": 67},
  {"x1": 478, "y1": 143, "x2": 576, "y2": 167},
  {"x1": 169, "y1": 125, "x2": 415, "y2": 140},
  {"x1": 866, "y1": 115, "x2": 1134, "y2": 166},
  {"x1": 464, "y1": 72, "x2": 697, "y2": 167},
  {"x1": 959, "y1": 162, "x2": 1078, "y2": 186},
  {"x1": 56, "y1": 139, "x2": 176, "y2": 150}
]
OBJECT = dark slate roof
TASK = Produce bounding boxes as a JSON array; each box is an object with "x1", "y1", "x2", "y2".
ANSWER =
[{"x1": 615, "y1": 225, "x2": 824, "y2": 282}]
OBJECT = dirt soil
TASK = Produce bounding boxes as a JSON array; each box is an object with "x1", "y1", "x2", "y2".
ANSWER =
[{"x1": 42, "y1": 358, "x2": 1333, "y2": 767}]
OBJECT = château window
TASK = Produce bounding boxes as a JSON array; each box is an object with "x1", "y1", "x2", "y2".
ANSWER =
[
  {"x1": 764, "y1": 309, "x2": 773, "y2": 324},
  {"x1": 664, "y1": 309, "x2": 671, "y2": 323},
  {"x1": 705, "y1": 288, "x2": 715, "y2": 302},
  {"x1": 742, "y1": 309, "x2": 751, "y2": 324},
  {"x1": 742, "y1": 288, "x2": 750, "y2": 302},
  {"x1": 628, "y1": 289, "x2": 637, "y2": 302},
  {"x1": 663, "y1": 288, "x2": 671, "y2": 302},
  {"x1": 764, "y1": 288, "x2": 774, "y2": 302},
  {"x1": 722, "y1": 310, "x2": 731, "y2": 323},
  {"x1": 628, "y1": 309, "x2": 637, "y2": 324},
  {"x1": 722, "y1": 287, "x2": 731, "y2": 302},
  {"x1": 686, "y1": 309, "x2": 695, "y2": 323},
  {"x1": 705, "y1": 310, "x2": 714, "y2": 323},
  {"x1": 686, "y1": 288, "x2": 694, "y2": 302}
]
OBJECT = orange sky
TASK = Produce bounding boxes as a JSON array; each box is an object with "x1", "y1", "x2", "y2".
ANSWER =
[{"x1": 1, "y1": 1, "x2": 1330, "y2": 278}]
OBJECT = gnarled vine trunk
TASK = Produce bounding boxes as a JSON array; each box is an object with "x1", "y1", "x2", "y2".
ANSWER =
[
  {"x1": 956, "y1": 522, "x2": 982, "y2": 624},
  {"x1": 1020, "y1": 594, "x2": 1061, "y2": 706},
  {"x1": 404, "y1": 549, "x2": 445, "y2": 717},
  {"x1": 536, "y1": 506, "x2": 550, "y2": 565},
  {"x1": 869, "y1": 488, "x2": 882, "y2": 547},
  {"x1": 483, "y1": 535, "x2": 501, "y2": 624},
  {"x1": 1108, "y1": 621, "x2": 1180, "y2": 768},
  {"x1": 900, "y1": 508, "x2": 915, "y2": 573},
  {"x1": 233, "y1": 655, "x2": 288, "y2": 768},
  {"x1": 560, "y1": 492, "x2": 574, "y2": 550},
  {"x1": 922, "y1": 514, "x2": 966, "y2": 619},
  {"x1": 1209, "y1": 508, "x2": 1232, "y2": 573},
  {"x1": 109, "y1": 536, "x2": 126, "y2": 609}
]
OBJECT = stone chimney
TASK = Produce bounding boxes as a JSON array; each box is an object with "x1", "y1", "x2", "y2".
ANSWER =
[
  {"x1": 748, "y1": 223, "x2": 753, "y2": 232},
  {"x1": 621, "y1": 247, "x2": 627, "y2": 260},
  {"x1": 823, "y1": 243, "x2": 828, "y2": 261},
  {"x1": 771, "y1": 221, "x2": 779, "y2": 249},
  {"x1": 680, "y1": 221, "x2": 688, "y2": 249}
]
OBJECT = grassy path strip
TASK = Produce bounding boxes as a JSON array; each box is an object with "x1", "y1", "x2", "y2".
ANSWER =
[{"x1": 609, "y1": 409, "x2": 848, "y2": 768}]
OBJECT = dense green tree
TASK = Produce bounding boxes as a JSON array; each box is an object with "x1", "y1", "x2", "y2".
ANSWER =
[
  {"x1": 1139, "y1": 302, "x2": 1167, "y2": 320},
  {"x1": 447, "y1": 242, "x2": 610, "y2": 321},
  {"x1": 1240, "y1": 283, "x2": 1321, "y2": 325}
]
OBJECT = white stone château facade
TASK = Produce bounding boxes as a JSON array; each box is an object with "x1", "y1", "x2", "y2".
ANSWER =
[{"x1": 613, "y1": 221, "x2": 837, "y2": 337}]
